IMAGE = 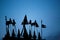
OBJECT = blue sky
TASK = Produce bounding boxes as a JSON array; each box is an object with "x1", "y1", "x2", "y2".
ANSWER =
[{"x1": 0, "y1": 0, "x2": 60, "y2": 40}]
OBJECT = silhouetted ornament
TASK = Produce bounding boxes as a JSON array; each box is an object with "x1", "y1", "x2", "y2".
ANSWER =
[
  {"x1": 31, "y1": 20, "x2": 39, "y2": 27},
  {"x1": 41, "y1": 20, "x2": 46, "y2": 28},
  {"x1": 41, "y1": 24, "x2": 46, "y2": 28},
  {"x1": 21, "y1": 15, "x2": 28, "y2": 25}
]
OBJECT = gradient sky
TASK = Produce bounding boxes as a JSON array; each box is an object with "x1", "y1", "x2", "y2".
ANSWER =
[{"x1": 0, "y1": 0, "x2": 60, "y2": 40}]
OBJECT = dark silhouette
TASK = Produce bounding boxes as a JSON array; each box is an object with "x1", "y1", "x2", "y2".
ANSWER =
[
  {"x1": 5, "y1": 16, "x2": 16, "y2": 27},
  {"x1": 5, "y1": 16, "x2": 12, "y2": 27},
  {"x1": 21, "y1": 15, "x2": 28, "y2": 25},
  {"x1": 11, "y1": 29, "x2": 16, "y2": 40},
  {"x1": 33, "y1": 31, "x2": 36, "y2": 40},
  {"x1": 5, "y1": 16, "x2": 12, "y2": 32},
  {"x1": 21, "y1": 15, "x2": 29, "y2": 40},
  {"x1": 5, "y1": 16, "x2": 16, "y2": 32},
  {"x1": 21, "y1": 15, "x2": 28, "y2": 36},
  {"x1": 31, "y1": 20, "x2": 39, "y2": 27},
  {"x1": 38, "y1": 32, "x2": 42, "y2": 40},
  {"x1": 23, "y1": 26, "x2": 29, "y2": 40},
  {"x1": 29, "y1": 20, "x2": 32, "y2": 24},
  {"x1": 41, "y1": 20, "x2": 46, "y2": 40},
  {"x1": 12, "y1": 29, "x2": 16, "y2": 37},
  {"x1": 41, "y1": 20, "x2": 46, "y2": 28},
  {"x1": 17, "y1": 29, "x2": 20, "y2": 38},
  {"x1": 3, "y1": 29, "x2": 10, "y2": 40},
  {"x1": 28, "y1": 29, "x2": 32, "y2": 40},
  {"x1": 12, "y1": 19, "x2": 16, "y2": 26},
  {"x1": 3, "y1": 15, "x2": 46, "y2": 40}
]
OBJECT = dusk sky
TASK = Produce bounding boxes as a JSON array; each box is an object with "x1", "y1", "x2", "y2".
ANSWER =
[{"x1": 0, "y1": 0, "x2": 60, "y2": 40}]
